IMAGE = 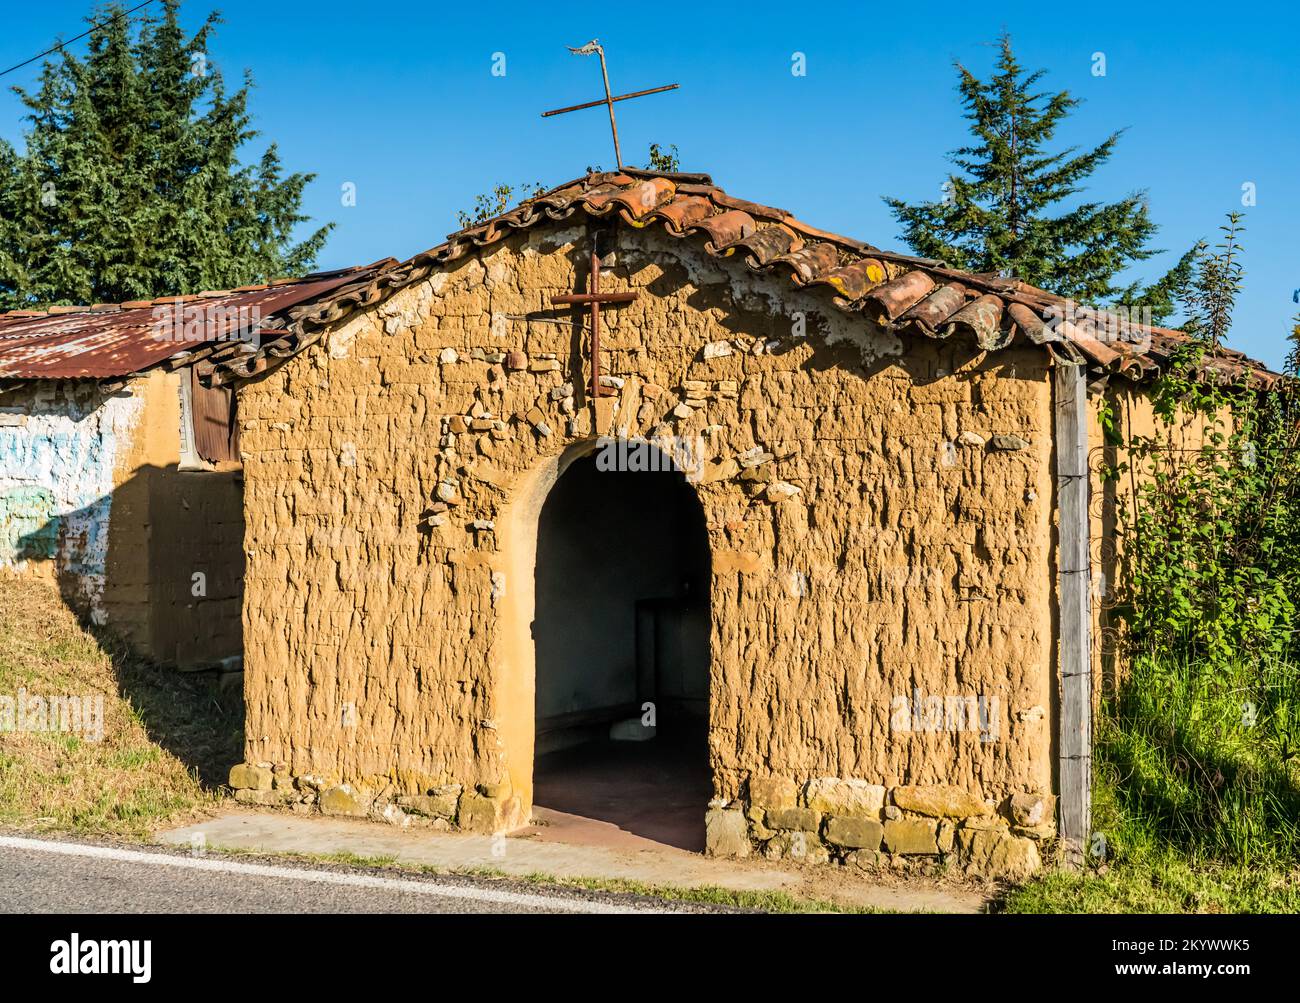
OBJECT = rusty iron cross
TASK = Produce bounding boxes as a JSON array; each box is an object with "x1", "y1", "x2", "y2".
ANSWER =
[
  {"x1": 551, "y1": 251, "x2": 636, "y2": 400},
  {"x1": 541, "y1": 40, "x2": 678, "y2": 170}
]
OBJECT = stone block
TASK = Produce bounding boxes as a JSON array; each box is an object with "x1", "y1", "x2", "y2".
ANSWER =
[
  {"x1": 765, "y1": 807, "x2": 821, "y2": 831},
  {"x1": 959, "y1": 814, "x2": 1009, "y2": 832},
  {"x1": 803, "y1": 777, "x2": 885, "y2": 817},
  {"x1": 737, "y1": 447, "x2": 774, "y2": 468},
  {"x1": 234, "y1": 789, "x2": 293, "y2": 806},
  {"x1": 882, "y1": 817, "x2": 939, "y2": 855},
  {"x1": 372, "y1": 802, "x2": 414, "y2": 827},
  {"x1": 747, "y1": 774, "x2": 797, "y2": 810},
  {"x1": 844, "y1": 848, "x2": 885, "y2": 871},
  {"x1": 762, "y1": 831, "x2": 829, "y2": 864},
  {"x1": 989, "y1": 434, "x2": 1030, "y2": 451},
  {"x1": 1006, "y1": 792, "x2": 1055, "y2": 828},
  {"x1": 891, "y1": 784, "x2": 990, "y2": 819},
  {"x1": 319, "y1": 785, "x2": 369, "y2": 818},
  {"x1": 459, "y1": 791, "x2": 511, "y2": 833},
  {"x1": 765, "y1": 481, "x2": 801, "y2": 501},
  {"x1": 229, "y1": 763, "x2": 273, "y2": 791},
  {"x1": 823, "y1": 816, "x2": 884, "y2": 850},
  {"x1": 397, "y1": 785, "x2": 461, "y2": 820},
  {"x1": 958, "y1": 828, "x2": 1041, "y2": 879},
  {"x1": 705, "y1": 808, "x2": 750, "y2": 858}
]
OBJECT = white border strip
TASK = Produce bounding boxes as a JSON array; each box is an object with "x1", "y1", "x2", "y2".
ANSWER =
[{"x1": 0, "y1": 835, "x2": 663, "y2": 915}]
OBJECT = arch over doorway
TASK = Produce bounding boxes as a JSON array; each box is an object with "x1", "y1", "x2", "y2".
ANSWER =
[{"x1": 495, "y1": 439, "x2": 712, "y2": 851}]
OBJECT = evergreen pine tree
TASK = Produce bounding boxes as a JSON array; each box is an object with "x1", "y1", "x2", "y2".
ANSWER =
[
  {"x1": 0, "y1": 1, "x2": 331, "y2": 309},
  {"x1": 885, "y1": 33, "x2": 1192, "y2": 322}
]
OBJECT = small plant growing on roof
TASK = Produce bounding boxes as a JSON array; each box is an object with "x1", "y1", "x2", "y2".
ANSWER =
[
  {"x1": 455, "y1": 182, "x2": 546, "y2": 229},
  {"x1": 645, "y1": 143, "x2": 680, "y2": 173}
]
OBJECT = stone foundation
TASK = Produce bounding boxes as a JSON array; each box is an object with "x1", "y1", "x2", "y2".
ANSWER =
[
  {"x1": 706, "y1": 777, "x2": 1053, "y2": 879},
  {"x1": 227, "y1": 762, "x2": 524, "y2": 833},
  {"x1": 230, "y1": 763, "x2": 1050, "y2": 879}
]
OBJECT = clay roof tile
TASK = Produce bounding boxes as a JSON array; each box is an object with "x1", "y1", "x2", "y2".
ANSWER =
[{"x1": 132, "y1": 169, "x2": 1271, "y2": 390}]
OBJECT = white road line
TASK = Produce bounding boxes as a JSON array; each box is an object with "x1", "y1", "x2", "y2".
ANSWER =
[{"x1": 0, "y1": 835, "x2": 664, "y2": 914}]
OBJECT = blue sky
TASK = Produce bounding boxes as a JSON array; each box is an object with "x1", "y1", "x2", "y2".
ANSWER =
[{"x1": 4, "y1": 1, "x2": 1298, "y2": 366}]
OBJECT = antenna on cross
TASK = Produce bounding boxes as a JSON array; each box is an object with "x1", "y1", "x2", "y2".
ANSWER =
[{"x1": 541, "y1": 40, "x2": 679, "y2": 170}]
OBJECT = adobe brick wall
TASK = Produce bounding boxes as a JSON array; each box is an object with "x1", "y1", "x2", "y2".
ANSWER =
[
  {"x1": 0, "y1": 371, "x2": 244, "y2": 667},
  {"x1": 232, "y1": 225, "x2": 1058, "y2": 871}
]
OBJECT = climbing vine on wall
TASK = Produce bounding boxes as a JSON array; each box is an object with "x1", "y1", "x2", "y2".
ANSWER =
[{"x1": 1108, "y1": 216, "x2": 1300, "y2": 667}]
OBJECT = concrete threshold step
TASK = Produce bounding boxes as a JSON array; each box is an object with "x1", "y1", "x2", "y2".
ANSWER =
[{"x1": 157, "y1": 809, "x2": 989, "y2": 914}]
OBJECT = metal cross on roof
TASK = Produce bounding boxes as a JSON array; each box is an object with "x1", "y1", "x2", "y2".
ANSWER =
[
  {"x1": 550, "y1": 249, "x2": 637, "y2": 400},
  {"x1": 541, "y1": 40, "x2": 678, "y2": 170}
]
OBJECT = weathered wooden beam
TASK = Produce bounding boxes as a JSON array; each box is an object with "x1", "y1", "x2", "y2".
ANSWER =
[{"x1": 1054, "y1": 359, "x2": 1092, "y2": 867}]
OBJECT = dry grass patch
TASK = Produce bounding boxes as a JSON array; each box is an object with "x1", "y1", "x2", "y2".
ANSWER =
[{"x1": 0, "y1": 575, "x2": 242, "y2": 838}]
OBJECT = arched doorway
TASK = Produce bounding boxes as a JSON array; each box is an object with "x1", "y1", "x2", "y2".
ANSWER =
[{"x1": 531, "y1": 445, "x2": 711, "y2": 851}]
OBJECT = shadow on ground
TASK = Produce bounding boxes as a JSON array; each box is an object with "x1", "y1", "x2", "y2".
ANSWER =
[{"x1": 96, "y1": 629, "x2": 245, "y2": 790}]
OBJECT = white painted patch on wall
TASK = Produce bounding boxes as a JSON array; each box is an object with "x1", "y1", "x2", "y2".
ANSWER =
[
  {"x1": 327, "y1": 311, "x2": 370, "y2": 359},
  {"x1": 0, "y1": 381, "x2": 144, "y2": 623},
  {"x1": 528, "y1": 226, "x2": 585, "y2": 255},
  {"x1": 484, "y1": 254, "x2": 516, "y2": 291}
]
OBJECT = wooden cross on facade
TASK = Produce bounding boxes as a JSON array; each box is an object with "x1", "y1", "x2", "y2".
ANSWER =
[
  {"x1": 541, "y1": 40, "x2": 678, "y2": 170},
  {"x1": 551, "y1": 250, "x2": 636, "y2": 400}
]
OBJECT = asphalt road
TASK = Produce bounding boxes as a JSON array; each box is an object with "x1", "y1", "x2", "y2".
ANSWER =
[{"x1": 0, "y1": 835, "x2": 711, "y2": 914}]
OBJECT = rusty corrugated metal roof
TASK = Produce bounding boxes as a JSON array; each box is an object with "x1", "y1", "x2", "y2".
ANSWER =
[
  {"x1": 203, "y1": 171, "x2": 1276, "y2": 389},
  {"x1": 0, "y1": 264, "x2": 390, "y2": 380}
]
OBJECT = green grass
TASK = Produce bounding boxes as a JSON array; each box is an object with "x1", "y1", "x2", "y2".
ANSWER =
[
  {"x1": 1003, "y1": 854, "x2": 1300, "y2": 913},
  {"x1": 1001, "y1": 650, "x2": 1300, "y2": 913},
  {"x1": 0, "y1": 577, "x2": 242, "y2": 838}
]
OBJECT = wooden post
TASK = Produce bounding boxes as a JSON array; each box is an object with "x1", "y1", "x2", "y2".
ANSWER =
[{"x1": 1054, "y1": 360, "x2": 1092, "y2": 866}]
